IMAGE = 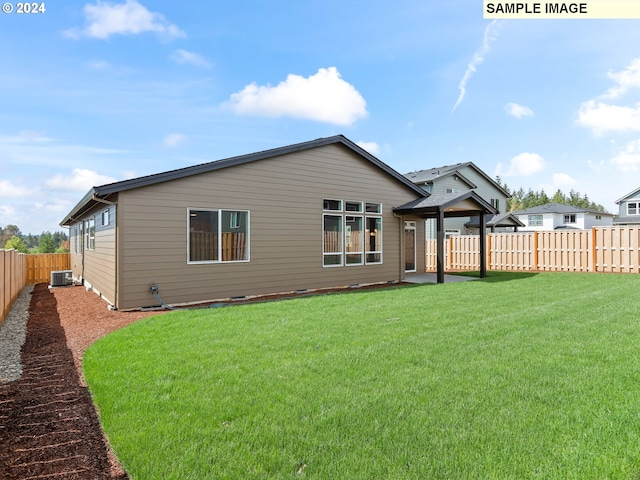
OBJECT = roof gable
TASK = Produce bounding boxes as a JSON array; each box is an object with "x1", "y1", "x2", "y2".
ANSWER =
[
  {"x1": 61, "y1": 135, "x2": 427, "y2": 226},
  {"x1": 404, "y1": 161, "x2": 510, "y2": 197},
  {"x1": 615, "y1": 187, "x2": 640, "y2": 204}
]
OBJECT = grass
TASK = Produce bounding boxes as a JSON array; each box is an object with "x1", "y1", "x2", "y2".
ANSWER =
[{"x1": 84, "y1": 272, "x2": 640, "y2": 479}]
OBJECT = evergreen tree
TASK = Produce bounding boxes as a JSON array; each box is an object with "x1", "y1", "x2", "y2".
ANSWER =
[{"x1": 38, "y1": 232, "x2": 57, "y2": 253}]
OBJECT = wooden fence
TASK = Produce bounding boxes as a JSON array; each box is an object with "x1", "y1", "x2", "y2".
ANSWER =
[
  {"x1": 427, "y1": 227, "x2": 640, "y2": 273},
  {"x1": 27, "y1": 254, "x2": 71, "y2": 284},
  {"x1": 1, "y1": 249, "x2": 28, "y2": 327}
]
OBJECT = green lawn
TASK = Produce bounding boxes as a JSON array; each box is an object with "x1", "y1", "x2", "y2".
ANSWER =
[{"x1": 84, "y1": 272, "x2": 640, "y2": 479}]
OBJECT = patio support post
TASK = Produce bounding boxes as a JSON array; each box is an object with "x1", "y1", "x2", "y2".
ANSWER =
[
  {"x1": 479, "y1": 212, "x2": 487, "y2": 278},
  {"x1": 436, "y1": 208, "x2": 445, "y2": 284}
]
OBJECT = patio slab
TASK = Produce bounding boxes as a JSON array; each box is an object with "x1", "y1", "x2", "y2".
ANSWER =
[{"x1": 404, "y1": 273, "x2": 479, "y2": 284}]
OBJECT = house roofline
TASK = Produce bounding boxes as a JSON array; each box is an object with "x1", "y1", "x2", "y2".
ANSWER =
[{"x1": 60, "y1": 135, "x2": 428, "y2": 227}]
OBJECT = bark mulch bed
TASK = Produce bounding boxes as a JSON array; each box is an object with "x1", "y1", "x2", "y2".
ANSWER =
[{"x1": 0, "y1": 284, "x2": 158, "y2": 480}]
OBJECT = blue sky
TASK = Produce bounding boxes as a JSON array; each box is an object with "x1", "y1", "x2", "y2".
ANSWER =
[{"x1": 1, "y1": 1, "x2": 639, "y2": 234}]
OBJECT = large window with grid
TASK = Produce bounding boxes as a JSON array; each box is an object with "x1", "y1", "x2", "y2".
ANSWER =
[{"x1": 323, "y1": 199, "x2": 382, "y2": 267}]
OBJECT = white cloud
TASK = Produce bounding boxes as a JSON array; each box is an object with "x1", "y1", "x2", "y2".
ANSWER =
[
  {"x1": 46, "y1": 168, "x2": 117, "y2": 192},
  {"x1": 452, "y1": 20, "x2": 500, "y2": 112},
  {"x1": 552, "y1": 173, "x2": 576, "y2": 187},
  {"x1": 610, "y1": 139, "x2": 640, "y2": 172},
  {"x1": 576, "y1": 100, "x2": 640, "y2": 135},
  {"x1": 64, "y1": 0, "x2": 185, "y2": 40},
  {"x1": 170, "y1": 49, "x2": 211, "y2": 68},
  {"x1": 577, "y1": 58, "x2": 640, "y2": 136},
  {"x1": 505, "y1": 102, "x2": 534, "y2": 119},
  {"x1": 224, "y1": 67, "x2": 368, "y2": 126},
  {"x1": 500, "y1": 152, "x2": 545, "y2": 177},
  {"x1": 603, "y1": 58, "x2": 640, "y2": 99},
  {"x1": 0, "y1": 180, "x2": 35, "y2": 198},
  {"x1": 0, "y1": 205, "x2": 17, "y2": 217},
  {"x1": 356, "y1": 141, "x2": 380, "y2": 155},
  {"x1": 163, "y1": 133, "x2": 186, "y2": 148}
]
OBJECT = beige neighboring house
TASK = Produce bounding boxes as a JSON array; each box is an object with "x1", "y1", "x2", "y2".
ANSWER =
[{"x1": 61, "y1": 135, "x2": 496, "y2": 310}]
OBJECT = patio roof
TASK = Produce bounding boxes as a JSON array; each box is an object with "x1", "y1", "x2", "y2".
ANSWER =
[
  {"x1": 393, "y1": 190, "x2": 497, "y2": 217},
  {"x1": 394, "y1": 191, "x2": 497, "y2": 284}
]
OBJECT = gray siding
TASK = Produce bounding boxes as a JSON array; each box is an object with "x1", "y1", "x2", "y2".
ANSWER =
[{"x1": 116, "y1": 144, "x2": 420, "y2": 309}]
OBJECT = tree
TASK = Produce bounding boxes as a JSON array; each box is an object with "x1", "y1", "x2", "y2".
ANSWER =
[
  {"x1": 38, "y1": 232, "x2": 57, "y2": 253},
  {"x1": 496, "y1": 178, "x2": 607, "y2": 213},
  {"x1": 4, "y1": 236, "x2": 28, "y2": 253}
]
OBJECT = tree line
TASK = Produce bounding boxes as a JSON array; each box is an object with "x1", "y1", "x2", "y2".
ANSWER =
[
  {"x1": 1, "y1": 225, "x2": 69, "y2": 254},
  {"x1": 495, "y1": 177, "x2": 607, "y2": 213}
]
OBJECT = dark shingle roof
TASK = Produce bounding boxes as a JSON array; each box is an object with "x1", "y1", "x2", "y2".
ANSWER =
[{"x1": 60, "y1": 135, "x2": 427, "y2": 226}]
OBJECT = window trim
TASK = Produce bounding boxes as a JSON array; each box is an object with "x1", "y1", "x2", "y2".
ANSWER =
[
  {"x1": 102, "y1": 208, "x2": 110, "y2": 226},
  {"x1": 187, "y1": 208, "x2": 250, "y2": 264},
  {"x1": 345, "y1": 215, "x2": 364, "y2": 266},
  {"x1": 628, "y1": 202, "x2": 638, "y2": 216},
  {"x1": 323, "y1": 214, "x2": 343, "y2": 267},
  {"x1": 323, "y1": 199, "x2": 343, "y2": 212},
  {"x1": 365, "y1": 216, "x2": 383, "y2": 264},
  {"x1": 564, "y1": 214, "x2": 576, "y2": 224},
  {"x1": 85, "y1": 217, "x2": 95, "y2": 251}
]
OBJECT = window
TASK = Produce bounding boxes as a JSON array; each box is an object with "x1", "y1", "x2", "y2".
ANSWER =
[
  {"x1": 491, "y1": 198, "x2": 500, "y2": 212},
  {"x1": 528, "y1": 215, "x2": 543, "y2": 227},
  {"x1": 345, "y1": 216, "x2": 363, "y2": 265},
  {"x1": 366, "y1": 202, "x2": 382, "y2": 214},
  {"x1": 345, "y1": 201, "x2": 363, "y2": 212},
  {"x1": 564, "y1": 214, "x2": 576, "y2": 223},
  {"x1": 323, "y1": 200, "x2": 382, "y2": 266},
  {"x1": 323, "y1": 215, "x2": 343, "y2": 266},
  {"x1": 365, "y1": 216, "x2": 382, "y2": 264},
  {"x1": 323, "y1": 199, "x2": 342, "y2": 211},
  {"x1": 446, "y1": 188, "x2": 460, "y2": 194},
  {"x1": 102, "y1": 209, "x2": 110, "y2": 226},
  {"x1": 84, "y1": 217, "x2": 95, "y2": 250},
  {"x1": 595, "y1": 215, "x2": 602, "y2": 220},
  {"x1": 628, "y1": 202, "x2": 638, "y2": 215},
  {"x1": 188, "y1": 209, "x2": 249, "y2": 263},
  {"x1": 73, "y1": 224, "x2": 81, "y2": 254}
]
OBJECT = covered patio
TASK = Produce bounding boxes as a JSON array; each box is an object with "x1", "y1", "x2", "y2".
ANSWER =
[{"x1": 394, "y1": 191, "x2": 498, "y2": 284}]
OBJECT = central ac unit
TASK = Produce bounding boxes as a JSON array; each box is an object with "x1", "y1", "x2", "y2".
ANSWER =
[{"x1": 50, "y1": 270, "x2": 73, "y2": 287}]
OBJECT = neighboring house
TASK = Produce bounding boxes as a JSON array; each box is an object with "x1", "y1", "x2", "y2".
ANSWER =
[
  {"x1": 404, "y1": 162, "x2": 522, "y2": 237},
  {"x1": 614, "y1": 187, "x2": 640, "y2": 226},
  {"x1": 512, "y1": 203, "x2": 614, "y2": 231},
  {"x1": 61, "y1": 135, "x2": 496, "y2": 310}
]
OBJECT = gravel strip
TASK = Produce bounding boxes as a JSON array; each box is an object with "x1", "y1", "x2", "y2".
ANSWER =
[{"x1": 0, "y1": 285, "x2": 33, "y2": 383}]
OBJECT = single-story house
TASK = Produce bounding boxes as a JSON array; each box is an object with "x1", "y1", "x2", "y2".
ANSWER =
[
  {"x1": 60, "y1": 135, "x2": 496, "y2": 310},
  {"x1": 613, "y1": 187, "x2": 640, "y2": 226},
  {"x1": 512, "y1": 203, "x2": 614, "y2": 231}
]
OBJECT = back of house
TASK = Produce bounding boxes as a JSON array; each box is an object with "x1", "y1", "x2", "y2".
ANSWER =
[{"x1": 61, "y1": 136, "x2": 428, "y2": 310}]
